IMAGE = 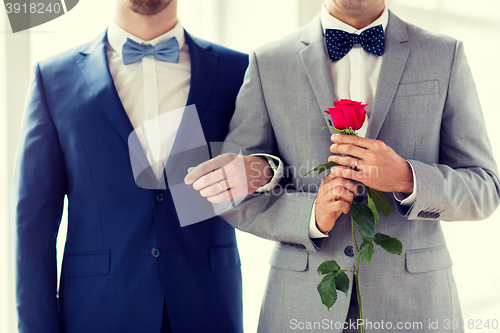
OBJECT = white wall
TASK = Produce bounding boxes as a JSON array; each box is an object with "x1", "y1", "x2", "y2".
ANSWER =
[
  {"x1": 0, "y1": 10, "x2": 14, "y2": 333},
  {"x1": 1, "y1": 7, "x2": 30, "y2": 333}
]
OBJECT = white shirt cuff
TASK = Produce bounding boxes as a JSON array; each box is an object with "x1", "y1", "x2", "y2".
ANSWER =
[
  {"x1": 393, "y1": 160, "x2": 417, "y2": 206},
  {"x1": 252, "y1": 153, "x2": 283, "y2": 192},
  {"x1": 308, "y1": 199, "x2": 330, "y2": 239}
]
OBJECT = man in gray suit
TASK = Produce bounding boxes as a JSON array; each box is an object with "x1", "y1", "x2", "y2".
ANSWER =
[{"x1": 186, "y1": 0, "x2": 500, "y2": 332}]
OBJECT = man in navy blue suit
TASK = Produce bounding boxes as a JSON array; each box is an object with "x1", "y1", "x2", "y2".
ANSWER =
[{"x1": 12, "y1": 0, "x2": 274, "y2": 332}]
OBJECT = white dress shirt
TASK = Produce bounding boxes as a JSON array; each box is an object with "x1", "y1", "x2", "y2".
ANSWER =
[
  {"x1": 107, "y1": 20, "x2": 191, "y2": 179},
  {"x1": 309, "y1": 6, "x2": 417, "y2": 238}
]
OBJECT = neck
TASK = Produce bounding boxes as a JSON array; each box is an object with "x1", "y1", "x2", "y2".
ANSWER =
[
  {"x1": 114, "y1": 1, "x2": 178, "y2": 41},
  {"x1": 325, "y1": 1, "x2": 385, "y2": 30}
]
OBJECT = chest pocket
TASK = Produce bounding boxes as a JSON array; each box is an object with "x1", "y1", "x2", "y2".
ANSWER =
[{"x1": 394, "y1": 80, "x2": 439, "y2": 98}]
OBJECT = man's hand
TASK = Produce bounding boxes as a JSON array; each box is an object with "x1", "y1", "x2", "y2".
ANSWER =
[
  {"x1": 328, "y1": 134, "x2": 414, "y2": 195},
  {"x1": 184, "y1": 153, "x2": 273, "y2": 204},
  {"x1": 316, "y1": 172, "x2": 359, "y2": 233}
]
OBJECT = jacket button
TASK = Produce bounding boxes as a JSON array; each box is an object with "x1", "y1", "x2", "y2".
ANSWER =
[
  {"x1": 344, "y1": 246, "x2": 354, "y2": 257},
  {"x1": 151, "y1": 248, "x2": 160, "y2": 258},
  {"x1": 155, "y1": 193, "x2": 165, "y2": 202}
]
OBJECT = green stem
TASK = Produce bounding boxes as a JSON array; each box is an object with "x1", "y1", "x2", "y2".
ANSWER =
[{"x1": 351, "y1": 217, "x2": 364, "y2": 333}]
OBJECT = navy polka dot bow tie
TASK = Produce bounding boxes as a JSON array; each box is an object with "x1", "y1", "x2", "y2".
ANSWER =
[{"x1": 325, "y1": 25, "x2": 385, "y2": 62}]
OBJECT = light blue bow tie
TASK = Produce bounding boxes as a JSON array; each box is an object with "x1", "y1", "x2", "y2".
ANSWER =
[{"x1": 122, "y1": 37, "x2": 180, "y2": 65}]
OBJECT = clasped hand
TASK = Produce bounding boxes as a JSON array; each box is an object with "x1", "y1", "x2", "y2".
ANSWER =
[
  {"x1": 184, "y1": 153, "x2": 273, "y2": 203},
  {"x1": 315, "y1": 134, "x2": 413, "y2": 233}
]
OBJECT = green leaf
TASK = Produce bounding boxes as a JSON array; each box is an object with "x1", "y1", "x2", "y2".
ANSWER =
[
  {"x1": 367, "y1": 187, "x2": 392, "y2": 219},
  {"x1": 359, "y1": 239, "x2": 374, "y2": 265},
  {"x1": 301, "y1": 161, "x2": 337, "y2": 180},
  {"x1": 374, "y1": 233, "x2": 403, "y2": 256},
  {"x1": 366, "y1": 195, "x2": 380, "y2": 226},
  {"x1": 350, "y1": 204, "x2": 376, "y2": 239},
  {"x1": 362, "y1": 236, "x2": 373, "y2": 243},
  {"x1": 333, "y1": 270, "x2": 350, "y2": 295},
  {"x1": 317, "y1": 272, "x2": 337, "y2": 310},
  {"x1": 317, "y1": 260, "x2": 341, "y2": 275}
]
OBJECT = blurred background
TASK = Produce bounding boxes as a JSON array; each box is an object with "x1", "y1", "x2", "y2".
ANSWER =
[{"x1": 1, "y1": 0, "x2": 499, "y2": 332}]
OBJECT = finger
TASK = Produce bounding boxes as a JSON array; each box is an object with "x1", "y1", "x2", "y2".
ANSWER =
[
  {"x1": 329, "y1": 165, "x2": 362, "y2": 183},
  {"x1": 322, "y1": 175, "x2": 359, "y2": 193},
  {"x1": 328, "y1": 155, "x2": 361, "y2": 169},
  {"x1": 184, "y1": 159, "x2": 216, "y2": 184},
  {"x1": 330, "y1": 143, "x2": 367, "y2": 159},
  {"x1": 208, "y1": 188, "x2": 237, "y2": 204},
  {"x1": 325, "y1": 200, "x2": 352, "y2": 215},
  {"x1": 192, "y1": 169, "x2": 224, "y2": 191},
  {"x1": 184, "y1": 153, "x2": 237, "y2": 184},
  {"x1": 336, "y1": 190, "x2": 356, "y2": 204},
  {"x1": 321, "y1": 166, "x2": 356, "y2": 184},
  {"x1": 330, "y1": 134, "x2": 376, "y2": 149},
  {"x1": 320, "y1": 185, "x2": 356, "y2": 203},
  {"x1": 321, "y1": 170, "x2": 338, "y2": 185},
  {"x1": 199, "y1": 180, "x2": 229, "y2": 198},
  {"x1": 319, "y1": 180, "x2": 357, "y2": 202},
  {"x1": 187, "y1": 167, "x2": 195, "y2": 173}
]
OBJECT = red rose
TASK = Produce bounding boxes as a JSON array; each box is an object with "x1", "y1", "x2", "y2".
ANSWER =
[{"x1": 325, "y1": 99, "x2": 367, "y2": 131}]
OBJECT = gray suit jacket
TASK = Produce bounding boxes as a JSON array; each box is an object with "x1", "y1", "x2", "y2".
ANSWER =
[{"x1": 221, "y1": 11, "x2": 500, "y2": 333}]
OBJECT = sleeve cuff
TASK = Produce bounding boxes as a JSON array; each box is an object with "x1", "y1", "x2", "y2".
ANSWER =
[
  {"x1": 252, "y1": 153, "x2": 284, "y2": 192},
  {"x1": 393, "y1": 160, "x2": 417, "y2": 206},
  {"x1": 308, "y1": 199, "x2": 330, "y2": 239}
]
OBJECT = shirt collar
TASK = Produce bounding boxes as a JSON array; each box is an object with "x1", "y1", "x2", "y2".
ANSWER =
[
  {"x1": 320, "y1": 5, "x2": 389, "y2": 35},
  {"x1": 107, "y1": 19, "x2": 186, "y2": 58}
]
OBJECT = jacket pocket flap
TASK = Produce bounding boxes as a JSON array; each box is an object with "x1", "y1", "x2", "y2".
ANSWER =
[
  {"x1": 63, "y1": 252, "x2": 110, "y2": 277},
  {"x1": 406, "y1": 246, "x2": 452, "y2": 273},
  {"x1": 209, "y1": 244, "x2": 241, "y2": 271},
  {"x1": 269, "y1": 246, "x2": 309, "y2": 272},
  {"x1": 395, "y1": 80, "x2": 439, "y2": 98}
]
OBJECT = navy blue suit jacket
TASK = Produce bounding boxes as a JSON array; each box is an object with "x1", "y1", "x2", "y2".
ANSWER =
[{"x1": 13, "y1": 30, "x2": 248, "y2": 333}]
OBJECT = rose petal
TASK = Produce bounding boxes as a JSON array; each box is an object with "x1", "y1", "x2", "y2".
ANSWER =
[
  {"x1": 332, "y1": 100, "x2": 367, "y2": 130},
  {"x1": 327, "y1": 107, "x2": 345, "y2": 130},
  {"x1": 340, "y1": 104, "x2": 360, "y2": 130}
]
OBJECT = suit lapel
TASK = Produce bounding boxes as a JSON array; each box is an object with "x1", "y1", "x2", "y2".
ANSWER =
[
  {"x1": 77, "y1": 31, "x2": 155, "y2": 184},
  {"x1": 163, "y1": 32, "x2": 218, "y2": 180},
  {"x1": 299, "y1": 15, "x2": 338, "y2": 135},
  {"x1": 366, "y1": 12, "x2": 410, "y2": 139},
  {"x1": 77, "y1": 31, "x2": 135, "y2": 145},
  {"x1": 185, "y1": 31, "x2": 218, "y2": 122}
]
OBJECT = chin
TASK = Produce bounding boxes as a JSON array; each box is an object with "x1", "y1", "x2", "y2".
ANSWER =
[{"x1": 128, "y1": 0, "x2": 173, "y2": 16}]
